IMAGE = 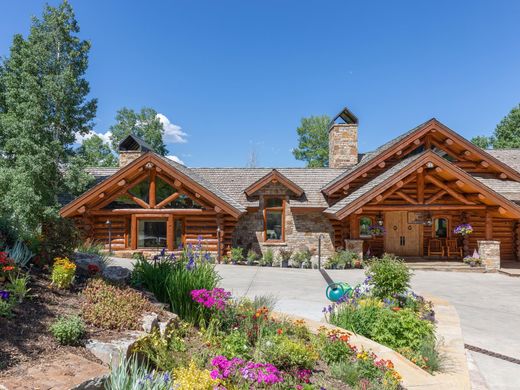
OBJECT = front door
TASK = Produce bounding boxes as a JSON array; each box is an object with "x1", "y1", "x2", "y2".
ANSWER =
[{"x1": 384, "y1": 211, "x2": 422, "y2": 256}]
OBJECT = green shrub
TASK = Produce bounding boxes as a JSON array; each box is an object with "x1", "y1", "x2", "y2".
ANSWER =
[
  {"x1": 246, "y1": 250, "x2": 258, "y2": 265},
  {"x1": 329, "y1": 250, "x2": 358, "y2": 268},
  {"x1": 49, "y1": 315, "x2": 85, "y2": 345},
  {"x1": 40, "y1": 216, "x2": 80, "y2": 265},
  {"x1": 229, "y1": 247, "x2": 244, "y2": 263},
  {"x1": 131, "y1": 244, "x2": 220, "y2": 324},
  {"x1": 0, "y1": 299, "x2": 13, "y2": 318},
  {"x1": 7, "y1": 273, "x2": 30, "y2": 303},
  {"x1": 366, "y1": 254, "x2": 411, "y2": 299},
  {"x1": 260, "y1": 248, "x2": 274, "y2": 266},
  {"x1": 330, "y1": 360, "x2": 361, "y2": 387},
  {"x1": 51, "y1": 257, "x2": 76, "y2": 289},
  {"x1": 316, "y1": 335, "x2": 353, "y2": 364},
  {"x1": 292, "y1": 249, "x2": 311, "y2": 268},
  {"x1": 105, "y1": 355, "x2": 174, "y2": 390},
  {"x1": 372, "y1": 308, "x2": 435, "y2": 352},
  {"x1": 255, "y1": 335, "x2": 318, "y2": 370},
  {"x1": 76, "y1": 239, "x2": 112, "y2": 269},
  {"x1": 329, "y1": 298, "x2": 383, "y2": 338},
  {"x1": 219, "y1": 330, "x2": 251, "y2": 359},
  {"x1": 6, "y1": 240, "x2": 34, "y2": 268},
  {"x1": 82, "y1": 278, "x2": 152, "y2": 330}
]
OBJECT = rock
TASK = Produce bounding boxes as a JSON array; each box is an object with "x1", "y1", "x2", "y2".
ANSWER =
[
  {"x1": 70, "y1": 374, "x2": 108, "y2": 390},
  {"x1": 74, "y1": 252, "x2": 105, "y2": 272},
  {"x1": 159, "y1": 312, "x2": 180, "y2": 336},
  {"x1": 86, "y1": 331, "x2": 144, "y2": 367},
  {"x1": 102, "y1": 265, "x2": 131, "y2": 284},
  {"x1": 141, "y1": 312, "x2": 159, "y2": 333}
]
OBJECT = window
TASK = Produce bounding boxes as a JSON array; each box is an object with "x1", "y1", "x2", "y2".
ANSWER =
[
  {"x1": 138, "y1": 219, "x2": 167, "y2": 248},
  {"x1": 359, "y1": 217, "x2": 373, "y2": 238},
  {"x1": 264, "y1": 197, "x2": 284, "y2": 241},
  {"x1": 433, "y1": 218, "x2": 448, "y2": 238},
  {"x1": 174, "y1": 219, "x2": 184, "y2": 249}
]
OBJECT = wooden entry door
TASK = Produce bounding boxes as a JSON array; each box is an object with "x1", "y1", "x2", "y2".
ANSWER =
[{"x1": 385, "y1": 211, "x2": 422, "y2": 256}]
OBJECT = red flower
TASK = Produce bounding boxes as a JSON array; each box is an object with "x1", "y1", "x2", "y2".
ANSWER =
[
  {"x1": 391, "y1": 307, "x2": 401, "y2": 312},
  {"x1": 2, "y1": 266, "x2": 15, "y2": 272},
  {"x1": 87, "y1": 264, "x2": 100, "y2": 274},
  {"x1": 276, "y1": 328, "x2": 283, "y2": 335}
]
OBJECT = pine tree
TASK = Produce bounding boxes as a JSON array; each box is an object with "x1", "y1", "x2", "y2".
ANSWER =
[
  {"x1": 0, "y1": 1, "x2": 96, "y2": 235},
  {"x1": 292, "y1": 115, "x2": 331, "y2": 167}
]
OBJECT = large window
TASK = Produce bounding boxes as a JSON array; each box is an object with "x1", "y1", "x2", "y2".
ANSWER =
[
  {"x1": 138, "y1": 219, "x2": 167, "y2": 248},
  {"x1": 174, "y1": 219, "x2": 184, "y2": 249},
  {"x1": 359, "y1": 217, "x2": 373, "y2": 238},
  {"x1": 433, "y1": 218, "x2": 448, "y2": 238},
  {"x1": 264, "y1": 197, "x2": 284, "y2": 241}
]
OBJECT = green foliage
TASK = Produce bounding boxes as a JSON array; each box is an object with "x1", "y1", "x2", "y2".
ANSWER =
[
  {"x1": 330, "y1": 360, "x2": 362, "y2": 388},
  {"x1": 62, "y1": 154, "x2": 96, "y2": 196},
  {"x1": 110, "y1": 107, "x2": 168, "y2": 155},
  {"x1": 133, "y1": 326, "x2": 190, "y2": 371},
  {"x1": 6, "y1": 239, "x2": 34, "y2": 268},
  {"x1": 218, "y1": 330, "x2": 251, "y2": 359},
  {"x1": 292, "y1": 249, "x2": 311, "y2": 268},
  {"x1": 246, "y1": 249, "x2": 258, "y2": 265},
  {"x1": 131, "y1": 246, "x2": 220, "y2": 324},
  {"x1": 76, "y1": 239, "x2": 112, "y2": 269},
  {"x1": 472, "y1": 104, "x2": 520, "y2": 149},
  {"x1": 229, "y1": 247, "x2": 244, "y2": 263},
  {"x1": 0, "y1": 0, "x2": 96, "y2": 236},
  {"x1": 260, "y1": 248, "x2": 274, "y2": 266},
  {"x1": 0, "y1": 298, "x2": 14, "y2": 318},
  {"x1": 82, "y1": 278, "x2": 152, "y2": 330},
  {"x1": 7, "y1": 273, "x2": 30, "y2": 303},
  {"x1": 39, "y1": 216, "x2": 80, "y2": 263},
  {"x1": 329, "y1": 298, "x2": 382, "y2": 337},
  {"x1": 329, "y1": 250, "x2": 358, "y2": 269},
  {"x1": 371, "y1": 308, "x2": 435, "y2": 352},
  {"x1": 105, "y1": 355, "x2": 173, "y2": 390},
  {"x1": 316, "y1": 335, "x2": 353, "y2": 365},
  {"x1": 255, "y1": 334, "x2": 319, "y2": 370},
  {"x1": 49, "y1": 315, "x2": 85, "y2": 345},
  {"x1": 77, "y1": 134, "x2": 117, "y2": 167},
  {"x1": 366, "y1": 254, "x2": 411, "y2": 299},
  {"x1": 292, "y1": 115, "x2": 331, "y2": 167},
  {"x1": 51, "y1": 257, "x2": 76, "y2": 289}
]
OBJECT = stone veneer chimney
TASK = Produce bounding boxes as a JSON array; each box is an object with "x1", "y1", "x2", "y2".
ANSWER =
[
  {"x1": 118, "y1": 134, "x2": 153, "y2": 167},
  {"x1": 328, "y1": 107, "x2": 359, "y2": 169}
]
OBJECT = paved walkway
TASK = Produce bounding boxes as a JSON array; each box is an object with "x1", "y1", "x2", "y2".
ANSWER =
[{"x1": 216, "y1": 265, "x2": 520, "y2": 390}]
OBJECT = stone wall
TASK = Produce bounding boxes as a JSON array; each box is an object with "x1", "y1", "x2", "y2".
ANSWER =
[
  {"x1": 477, "y1": 240, "x2": 501, "y2": 271},
  {"x1": 119, "y1": 151, "x2": 143, "y2": 167},
  {"x1": 232, "y1": 182, "x2": 336, "y2": 259},
  {"x1": 328, "y1": 123, "x2": 358, "y2": 169}
]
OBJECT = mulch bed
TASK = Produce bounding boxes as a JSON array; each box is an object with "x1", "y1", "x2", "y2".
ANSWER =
[{"x1": 0, "y1": 270, "x2": 103, "y2": 376}]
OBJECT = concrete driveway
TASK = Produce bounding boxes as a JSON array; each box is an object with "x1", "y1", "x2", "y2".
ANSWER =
[{"x1": 216, "y1": 265, "x2": 520, "y2": 390}]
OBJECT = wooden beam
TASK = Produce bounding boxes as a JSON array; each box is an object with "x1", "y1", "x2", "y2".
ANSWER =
[
  {"x1": 498, "y1": 206, "x2": 506, "y2": 215},
  {"x1": 396, "y1": 150, "x2": 403, "y2": 156},
  {"x1": 117, "y1": 179, "x2": 126, "y2": 186},
  {"x1": 149, "y1": 169, "x2": 156, "y2": 208},
  {"x1": 126, "y1": 192, "x2": 150, "y2": 209},
  {"x1": 174, "y1": 179, "x2": 182, "y2": 187},
  {"x1": 374, "y1": 175, "x2": 416, "y2": 204},
  {"x1": 98, "y1": 192, "x2": 105, "y2": 199},
  {"x1": 90, "y1": 208, "x2": 215, "y2": 215},
  {"x1": 416, "y1": 167, "x2": 424, "y2": 174},
  {"x1": 195, "y1": 192, "x2": 201, "y2": 198},
  {"x1": 485, "y1": 210, "x2": 492, "y2": 240},
  {"x1": 413, "y1": 138, "x2": 421, "y2": 145},
  {"x1": 425, "y1": 189, "x2": 447, "y2": 204},
  {"x1": 461, "y1": 150, "x2": 471, "y2": 157},
  {"x1": 131, "y1": 214, "x2": 137, "y2": 250},
  {"x1": 362, "y1": 173, "x2": 368, "y2": 178},
  {"x1": 424, "y1": 174, "x2": 474, "y2": 205},
  {"x1": 480, "y1": 160, "x2": 489, "y2": 168},
  {"x1": 417, "y1": 170, "x2": 424, "y2": 203},
  {"x1": 444, "y1": 138, "x2": 454, "y2": 146},
  {"x1": 94, "y1": 173, "x2": 149, "y2": 210},
  {"x1": 77, "y1": 206, "x2": 86, "y2": 214},
  {"x1": 155, "y1": 192, "x2": 180, "y2": 209},
  {"x1": 167, "y1": 214, "x2": 174, "y2": 251},
  {"x1": 354, "y1": 208, "x2": 363, "y2": 215},
  {"x1": 455, "y1": 180, "x2": 464, "y2": 188},
  {"x1": 362, "y1": 204, "x2": 487, "y2": 211},
  {"x1": 395, "y1": 191, "x2": 417, "y2": 204},
  {"x1": 435, "y1": 167, "x2": 443, "y2": 174},
  {"x1": 376, "y1": 194, "x2": 383, "y2": 202},
  {"x1": 499, "y1": 173, "x2": 507, "y2": 180},
  {"x1": 214, "y1": 206, "x2": 222, "y2": 213},
  {"x1": 378, "y1": 162, "x2": 386, "y2": 168}
]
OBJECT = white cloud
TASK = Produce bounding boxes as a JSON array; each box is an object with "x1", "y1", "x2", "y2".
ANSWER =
[
  {"x1": 157, "y1": 113, "x2": 187, "y2": 143},
  {"x1": 166, "y1": 155, "x2": 184, "y2": 165},
  {"x1": 75, "y1": 130, "x2": 112, "y2": 145}
]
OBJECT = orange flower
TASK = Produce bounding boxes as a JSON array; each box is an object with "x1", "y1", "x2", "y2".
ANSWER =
[
  {"x1": 2, "y1": 266, "x2": 14, "y2": 272},
  {"x1": 391, "y1": 307, "x2": 401, "y2": 312},
  {"x1": 277, "y1": 328, "x2": 283, "y2": 335}
]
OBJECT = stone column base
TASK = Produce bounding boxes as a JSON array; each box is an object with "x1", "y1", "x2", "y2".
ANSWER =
[
  {"x1": 345, "y1": 239, "x2": 364, "y2": 260},
  {"x1": 477, "y1": 240, "x2": 500, "y2": 271}
]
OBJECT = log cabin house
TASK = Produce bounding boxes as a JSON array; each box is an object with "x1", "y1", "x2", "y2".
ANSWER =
[{"x1": 60, "y1": 108, "x2": 520, "y2": 268}]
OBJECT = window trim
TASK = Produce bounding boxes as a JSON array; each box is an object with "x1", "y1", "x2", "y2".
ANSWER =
[
  {"x1": 359, "y1": 216, "x2": 373, "y2": 239},
  {"x1": 263, "y1": 196, "x2": 285, "y2": 242},
  {"x1": 136, "y1": 216, "x2": 168, "y2": 249},
  {"x1": 130, "y1": 214, "x2": 185, "y2": 250},
  {"x1": 431, "y1": 216, "x2": 450, "y2": 239}
]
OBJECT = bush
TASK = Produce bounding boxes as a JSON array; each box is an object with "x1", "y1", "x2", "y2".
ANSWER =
[
  {"x1": 229, "y1": 247, "x2": 244, "y2": 263},
  {"x1": 51, "y1": 257, "x2": 76, "y2": 289},
  {"x1": 76, "y1": 239, "x2": 112, "y2": 269},
  {"x1": 82, "y1": 278, "x2": 153, "y2": 330},
  {"x1": 278, "y1": 248, "x2": 292, "y2": 262},
  {"x1": 255, "y1": 334, "x2": 318, "y2": 370},
  {"x1": 366, "y1": 254, "x2": 411, "y2": 299},
  {"x1": 260, "y1": 248, "x2": 274, "y2": 266},
  {"x1": 40, "y1": 216, "x2": 80, "y2": 265},
  {"x1": 131, "y1": 242, "x2": 220, "y2": 324},
  {"x1": 218, "y1": 330, "x2": 251, "y2": 359},
  {"x1": 329, "y1": 298, "x2": 383, "y2": 338},
  {"x1": 371, "y1": 308, "x2": 435, "y2": 352},
  {"x1": 0, "y1": 298, "x2": 13, "y2": 318},
  {"x1": 49, "y1": 315, "x2": 85, "y2": 345},
  {"x1": 6, "y1": 240, "x2": 34, "y2": 268},
  {"x1": 7, "y1": 273, "x2": 30, "y2": 303},
  {"x1": 246, "y1": 250, "x2": 258, "y2": 265},
  {"x1": 292, "y1": 249, "x2": 311, "y2": 268}
]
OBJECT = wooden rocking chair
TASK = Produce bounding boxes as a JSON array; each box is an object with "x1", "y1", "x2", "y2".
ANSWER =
[
  {"x1": 446, "y1": 239, "x2": 463, "y2": 258},
  {"x1": 428, "y1": 239, "x2": 444, "y2": 256}
]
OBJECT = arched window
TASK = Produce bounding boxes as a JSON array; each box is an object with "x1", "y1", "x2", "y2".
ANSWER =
[
  {"x1": 433, "y1": 218, "x2": 448, "y2": 238},
  {"x1": 359, "y1": 217, "x2": 373, "y2": 238}
]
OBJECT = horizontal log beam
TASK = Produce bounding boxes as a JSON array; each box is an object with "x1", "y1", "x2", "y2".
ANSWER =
[
  {"x1": 89, "y1": 209, "x2": 217, "y2": 215},
  {"x1": 362, "y1": 205, "x2": 487, "y2": 211},
  {"x1": 395, "y1": 191, "x2": 417, "y2": 204},
  {"x1": 155, "y1": 192, "x2": 180, "y2": 209},
  {"x1": 425, "y1": 174, "x2": 474, "y2": 205}
]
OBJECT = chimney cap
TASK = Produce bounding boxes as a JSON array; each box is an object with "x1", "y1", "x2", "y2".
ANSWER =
[
  {"x1": 329, "y1": 107, "x2": 358, "y2": 128},
  {"x1": 118, "y1": 134, "x2": 153, "y2": 152}
]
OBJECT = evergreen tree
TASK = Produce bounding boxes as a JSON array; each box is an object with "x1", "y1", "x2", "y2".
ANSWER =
[
  {"x1": 292, "y1": 115, "x2": 330, "y2": 167},
  {"x1": 77, "y1": 134, "x2": 117, "y2": 167},
  {"x1": 0, "y1": 1, "x2": 96, "y2": 236},
  {"x1": 109, "y1": 107, "x2": 168, "y2": 155},
  {"x1": 471, "y1": 104, "x2": 520, "y2": 149}
]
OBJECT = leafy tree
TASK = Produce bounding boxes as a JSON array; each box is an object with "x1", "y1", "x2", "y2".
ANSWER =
[
  {"x1": 77, "y1": 134, "x2": 117, "y2": 167},
  {"x1": 0, "y1": 1, "x2": 96, "y2": 236},
  {"x1": 292, "y1": 115, "x2": 330, "y2": 167},
  {"x1": 63, "y1": 155, "x2": 95, "y2": 197},
  {"x1": 471, "y1": 104, "x2": 520, "y2": 149},
  {"x1": 109, "y1": 107, "x2": 168, "y2": 155}
]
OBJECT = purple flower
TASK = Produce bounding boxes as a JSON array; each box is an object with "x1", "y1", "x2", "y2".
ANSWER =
[{"x1": 0, "y1": 290, "x2": 9, "y2": 300}]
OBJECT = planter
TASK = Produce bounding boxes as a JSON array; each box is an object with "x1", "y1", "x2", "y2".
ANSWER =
[{"x1": 281, "y1": 260, "x2": 289, "y2": 268}]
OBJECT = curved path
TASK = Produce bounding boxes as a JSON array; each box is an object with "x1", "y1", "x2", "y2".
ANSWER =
[{"x1": 216, "y1": 265, "x2": 520, "y2": 390}]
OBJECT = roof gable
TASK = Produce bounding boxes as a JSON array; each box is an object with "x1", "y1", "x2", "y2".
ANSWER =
[
  {"x1": 244, "y1": 169, "x2": 304, "y2": 197},
  {"x1": 60, "y1": 153, "x2": 245, "y2": 218},
  {"x1": 323, "y1": 118, "x2": 520, "y2": 196},
  {"x1": 325, "y1": 150, "x2": 520, "y2": 220}
]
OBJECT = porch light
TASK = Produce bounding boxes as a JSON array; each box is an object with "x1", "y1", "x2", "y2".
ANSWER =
[
  {"x1": 426, "y1": 162, "x2": 434, "y2": 169},
  {"x1": 424, "y1": 214, "x2": 433, "y2": 226},
  {"x1": 376, "y1": 213, "x2": 384, "y2": 226},
  {"x1": 105, "y1": 220, "x2": 112, "y2": 254}
]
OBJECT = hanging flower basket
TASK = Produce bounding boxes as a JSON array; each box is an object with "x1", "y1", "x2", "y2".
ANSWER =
[
  {"x1": 368, "y1": 225, "x2": 386, "y2": 237},
  {"x1": 453, "y1": 223, "x2": 473, "y2": 236}
]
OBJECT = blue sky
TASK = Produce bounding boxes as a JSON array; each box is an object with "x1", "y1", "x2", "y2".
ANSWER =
[{"x1": 1, "y1": 0, "x2": 520, "y2": 167}]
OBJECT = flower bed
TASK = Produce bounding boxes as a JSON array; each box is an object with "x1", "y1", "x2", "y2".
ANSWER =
[{"x1": 325, "y1": 254, "x2": 441, "y2": 373}]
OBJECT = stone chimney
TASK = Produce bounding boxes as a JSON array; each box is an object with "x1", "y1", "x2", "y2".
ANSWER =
[
  {"x1": 328, "y1": 107, "x2": 359, "y2": 169},
  {"x1": 118, "y1": 134, "x2": 153, "y2": 167}
]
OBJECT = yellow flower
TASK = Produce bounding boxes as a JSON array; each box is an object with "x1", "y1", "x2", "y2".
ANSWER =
[{"x1": 173, "y1": 361, "x2": 219, "y2": 390}]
